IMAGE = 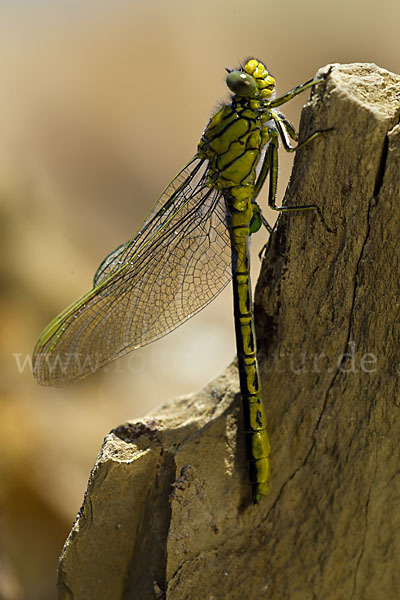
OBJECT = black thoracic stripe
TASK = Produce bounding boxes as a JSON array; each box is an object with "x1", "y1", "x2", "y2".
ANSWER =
[
  {"x1": 218, "y1": 146, "x2": 249, "y2": 170},
  {"x1": 207, "y1": 116, "x2": 251, "y2": 142},
  {"x1": 215, "y1": 141, "x2": 259, "y2": 183},
  {"x1": 230, "y1": 224, "x2": 250, "y2": 231}
]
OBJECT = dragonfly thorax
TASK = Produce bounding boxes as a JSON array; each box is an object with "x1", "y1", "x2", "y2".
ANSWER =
[
  {"x1": 198, "y1": 58, "x2": 276, "y2": 210},
  {"x1": 198, "y1": 96, "x2": 271, "y2": 209}
]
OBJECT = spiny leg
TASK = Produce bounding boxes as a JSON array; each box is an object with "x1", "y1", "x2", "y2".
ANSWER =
[
  {"x1": 267, "y1": 125, "x2": 335, "y2": 232},
  {"x1": 257, "y1": 213, "x2": 275, "y2": 260},
  {"x1": 251, "y1": 120, "x2": 324, "y2": 261},
  {"x1": 256, "y1": 212, "x2": 276, "y2": 261},
  {"x1": 276, "y1": 112, "x2": 298, "y2": 142},
  {"x1": 268, "y1": 128, "x2": 318, "y2": 213},
  {"x1": 270, "y1": 74, "x2": 325, "y2": 109},
  {"x1": 251, "y1": 145, "x2": 275, "y2": 259},
  {"x1": 253, "y1": 137, "x2": 272, "y2": 200},
  {"x1": 268, "y1": 72, "x2": 335, "y2": 228},
  {"x1": 272, "y1": 111, "x2": 323, "y2": 153},
  {"x1": 260, "y1": 213, "x2": 273, "y2": 234}
]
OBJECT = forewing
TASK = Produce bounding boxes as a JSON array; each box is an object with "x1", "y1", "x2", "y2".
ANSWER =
[
  {"x1": 33, "y1": 159, "x2": 232, "y2": 386},
  {"x1": 93, "y1": 157, "x2": 205, "y2": 286}
]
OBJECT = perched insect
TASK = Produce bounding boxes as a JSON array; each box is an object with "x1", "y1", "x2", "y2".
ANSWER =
[{"x1": 33, "y1": 58, "x2": 329, "y2": 503}]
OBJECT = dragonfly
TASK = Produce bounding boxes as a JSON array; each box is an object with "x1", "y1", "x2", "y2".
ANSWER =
[{"x1": 33, "y1": 58, "x2": 328, "y2": 503}]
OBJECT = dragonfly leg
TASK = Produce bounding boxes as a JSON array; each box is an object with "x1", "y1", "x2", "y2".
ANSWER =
[
  {"x1": 269, "y1": 71, "x2": 329, "y2": 109},
  {"x1": 267, "y1": 127, "x2": 336, "y2": 232},
  {"x1": 275, "y1": 112, "x2": 298, "y2": 142},
  {"x1": 272, "y1": 111, "x2": 334, "y2": 154},
  {"x1": 258, "y1": 214, "x2": 275, "y2": 261},
  {"x1": 253, "y1": 137, "x2": 272, "y2": 200},
  {"x1": 252, "y1": 150, "x2": 274, "y2": 260},
  {"x1": 260, "y1": 212, "x2": 273, "y2": 234}
]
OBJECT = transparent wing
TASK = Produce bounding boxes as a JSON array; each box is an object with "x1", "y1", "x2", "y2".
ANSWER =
[{"x1": 33, "y1": 157, "x2": 232, "y2": 386}]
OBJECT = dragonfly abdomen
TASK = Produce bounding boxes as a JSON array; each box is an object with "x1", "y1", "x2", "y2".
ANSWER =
[{"x1": 227, "y1": 212, "x2": 270, "y2": 503}]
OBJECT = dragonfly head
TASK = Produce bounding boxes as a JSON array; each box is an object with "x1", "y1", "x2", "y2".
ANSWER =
[{"x1": 226, "y1": 58, "x2": 275, "y2": 100}]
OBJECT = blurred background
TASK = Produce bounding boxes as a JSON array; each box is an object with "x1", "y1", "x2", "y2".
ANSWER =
[{"x1": 0, "y1": 0, "x2": 399, "y2": 597}]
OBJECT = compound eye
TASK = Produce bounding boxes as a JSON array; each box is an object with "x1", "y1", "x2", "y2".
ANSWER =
[{"x1": 226, "y1": 71, "x2": 257, "y2": 97}]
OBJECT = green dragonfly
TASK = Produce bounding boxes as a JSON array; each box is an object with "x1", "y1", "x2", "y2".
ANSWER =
[{"x1": 33, "y1": 58, "x2": 328, "y2": 503}]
